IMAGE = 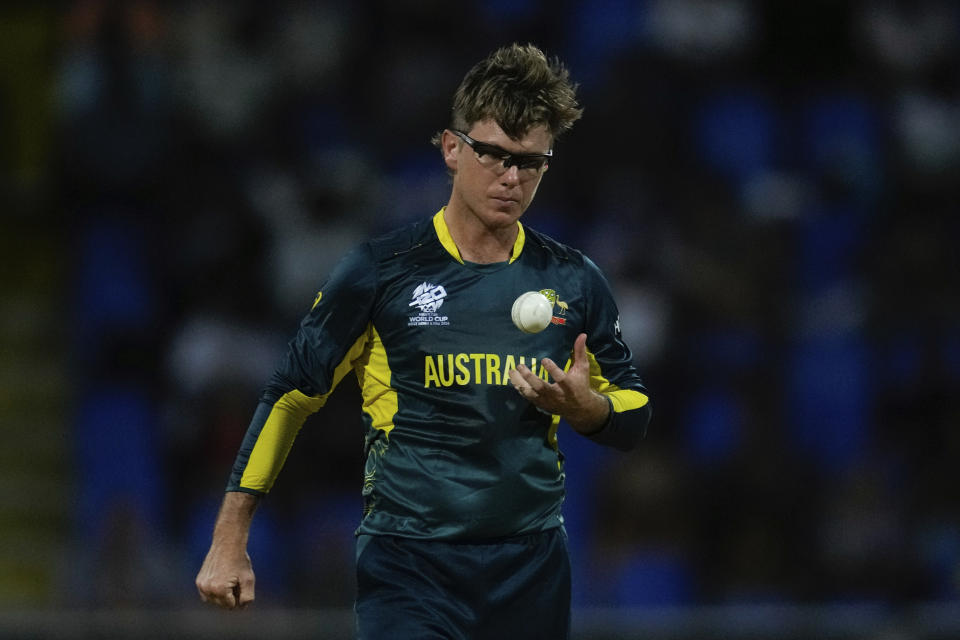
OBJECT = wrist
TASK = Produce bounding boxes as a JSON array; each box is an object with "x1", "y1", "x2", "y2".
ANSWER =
[
  {"x1": 566, "y1": 392, "x2": 611, "y2": 435},
  {"x1": 212, "y1": 522, "x2": 250, "y2": 547}
]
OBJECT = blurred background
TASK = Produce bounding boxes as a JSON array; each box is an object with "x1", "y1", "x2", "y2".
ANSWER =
[{"x1": 1, "y1": 0, "x2": 959, "y2": 638}]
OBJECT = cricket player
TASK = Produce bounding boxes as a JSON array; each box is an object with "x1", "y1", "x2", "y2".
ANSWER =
[{"x1": 196, "y1": 43, "x2": 652, "y2": 639}]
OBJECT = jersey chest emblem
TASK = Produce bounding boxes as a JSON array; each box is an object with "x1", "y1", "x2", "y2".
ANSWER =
[
  {"x1": 538, "y1": 288, "x2": 569, "y2": 326},
  {"x1": 408, "y1": 281, "x2": 451, "y2": 326}
]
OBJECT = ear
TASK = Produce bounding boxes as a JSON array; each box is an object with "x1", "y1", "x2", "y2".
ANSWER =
[{"x1": 441, "y1": 130, "x2": 460, "y2": 172}]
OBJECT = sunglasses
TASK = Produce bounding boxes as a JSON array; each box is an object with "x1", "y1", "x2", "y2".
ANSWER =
[{"x1": 450, "y1": 130, "x2": 552, "y2": 172}]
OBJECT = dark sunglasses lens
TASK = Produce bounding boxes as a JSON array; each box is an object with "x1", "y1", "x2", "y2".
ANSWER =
[
  {"x1": 511, "y1": 156, "x2": 547, "y2": 170},
  {"x1": 469, "y1": 137, "x2": 547, "y2": 171},
  {"x1": 474, "y1": 143, "x2": 507, "y2": 160}
]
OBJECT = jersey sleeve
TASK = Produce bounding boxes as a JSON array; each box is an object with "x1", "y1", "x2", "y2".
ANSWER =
[
  {"x1": 226, "y1": 243, "x2": 378, "y2": 495},
  {"x1": 579, "y1": 256, "x2": 652, "y2": 451}
]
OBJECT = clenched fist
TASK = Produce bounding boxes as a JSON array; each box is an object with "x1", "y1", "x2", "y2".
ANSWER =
[
  {"x1": 196, "y1": 545, "x2": 255, "y2": 609},
  {"x1": 196, "y1": 491, "x2": 260, "y2": 609}
]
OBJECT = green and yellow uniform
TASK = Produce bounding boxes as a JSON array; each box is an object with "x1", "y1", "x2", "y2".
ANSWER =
[{"x1": 227, "y1": 209, "x2": 651, "y2": 540}]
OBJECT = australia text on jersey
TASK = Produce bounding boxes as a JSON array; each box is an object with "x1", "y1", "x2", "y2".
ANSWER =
[{"x1": 424, "y1": 352, "x2": 558, "y2": 388}]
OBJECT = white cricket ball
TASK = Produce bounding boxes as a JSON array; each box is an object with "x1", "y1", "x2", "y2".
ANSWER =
[{"x1": 511, "y1": 291, "x2": 553, "y2": 334}]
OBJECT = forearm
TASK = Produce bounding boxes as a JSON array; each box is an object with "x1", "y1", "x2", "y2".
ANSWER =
[{"x1": 212, "y1": 491, "x2": 261, "y2": 547}]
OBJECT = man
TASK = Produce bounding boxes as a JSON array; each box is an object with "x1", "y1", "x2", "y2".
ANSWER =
[{"x1": 196, "y1": 43, "x2": 652, "y2": 639}]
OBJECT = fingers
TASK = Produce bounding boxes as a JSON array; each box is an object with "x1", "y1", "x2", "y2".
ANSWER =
[
  {"x1": 541, "y1": 334, "x2": 588, "y2": 391},
  {"x1": 508, "y1": 366, "x2": 541, "y2": 399},
  {"x1": 197, "y1": 572, "x2": 255, "y2": 610},
  {"x1": 224, "y1": 586, "x2": 238, "y2": 610},
  {"x1": 197, "y1": 580, "x2": 237, "y2": 609},
  {"x1": 238, "y1": 572, "x2": 256, "y2": 608},
  {"x1": 509, "y1": 354, "x2": 575, "y2": 395},
  {"x1": 540, "y1": 358, "x2": 565, "y2": 384},
  {"x1": 509, "y1": 334, "x2": 591, "y2": 404},
  {"x1": 507, "y1": 366, "x2": 527, "y2": 390},
  {"x1": 510, "y1": 362, "x2": 550, "y2": 388},
  {"x1": 510, "y1": 362, "x2": 564, "y2": 412},
  {"x1": 572, "y1": 333, "x2": 588, "y2": 365}
]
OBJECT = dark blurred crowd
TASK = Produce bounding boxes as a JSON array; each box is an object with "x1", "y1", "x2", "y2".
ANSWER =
[{"x1": 21, "y1": 0, "x2": 960, "y2": 609}]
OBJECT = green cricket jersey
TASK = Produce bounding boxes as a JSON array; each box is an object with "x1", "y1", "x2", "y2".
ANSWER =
[{"x1": 227, "y1": 209, "x2": 651, "y2": 540}]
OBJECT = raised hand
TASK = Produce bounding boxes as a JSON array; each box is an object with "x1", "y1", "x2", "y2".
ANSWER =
[{"x1": 508, "y1": 333, "x2": 609, "y2": 435}]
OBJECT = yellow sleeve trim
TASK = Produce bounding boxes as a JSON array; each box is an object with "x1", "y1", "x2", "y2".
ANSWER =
[
  {"x1": 239, "y1": 330, "x2": 369, "y2": 493},
  {"x1": 584, "y1": 348, "x2": 649, "y2": 413}
]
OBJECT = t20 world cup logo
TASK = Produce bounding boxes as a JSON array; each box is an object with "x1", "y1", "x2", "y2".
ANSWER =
[{"x1": 409, "y1": 282, "x2": 448, "y2": 313}]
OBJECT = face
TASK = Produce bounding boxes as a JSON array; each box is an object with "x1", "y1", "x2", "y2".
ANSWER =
[{"x1": 442, "y1": 119, "x2": 552, "y2": 230}]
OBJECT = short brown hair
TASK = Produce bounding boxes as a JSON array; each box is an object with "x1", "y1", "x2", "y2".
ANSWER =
[{"x1": 435, "y1": 43, "x2": 583, "y2": 145}]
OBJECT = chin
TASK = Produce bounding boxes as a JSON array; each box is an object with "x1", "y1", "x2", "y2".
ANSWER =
[
  {"x1": 486, "y1": 206, "x2": 522, "y2": 226},
  {"x1": 490, "y1": 198, "x2": 523, "y2": 215}
]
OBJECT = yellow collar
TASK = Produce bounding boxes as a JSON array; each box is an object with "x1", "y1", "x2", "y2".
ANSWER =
[{"x1": 432, "y1": 208, "x2": 525, "y2": 264}]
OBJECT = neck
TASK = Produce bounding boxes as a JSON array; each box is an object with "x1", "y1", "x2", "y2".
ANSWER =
[{"x1": 443, "y1": 201, "x2": 518, "y2": 264}]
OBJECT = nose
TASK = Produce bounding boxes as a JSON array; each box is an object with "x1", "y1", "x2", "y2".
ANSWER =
[{"x1": 499, "y1": 163, "x2": 521, "y2": 186}]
